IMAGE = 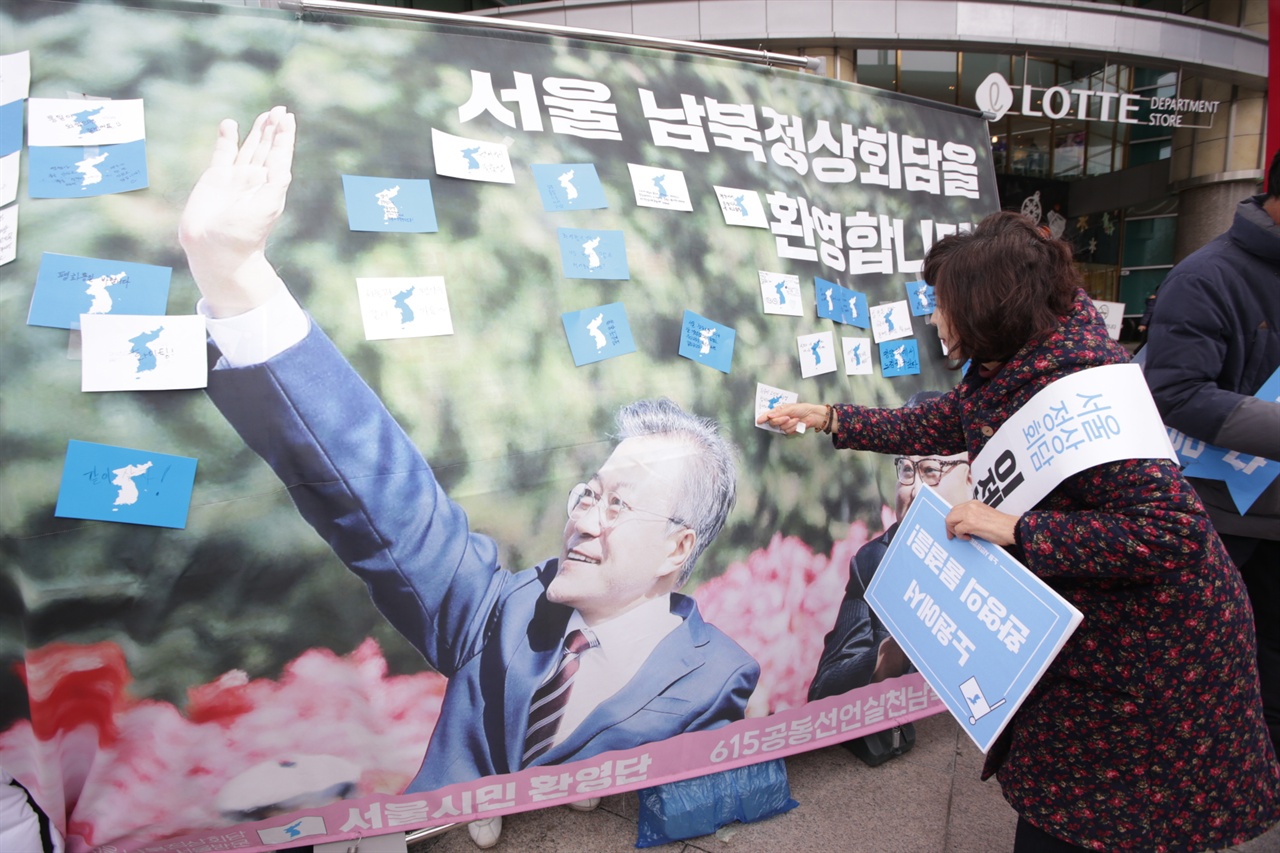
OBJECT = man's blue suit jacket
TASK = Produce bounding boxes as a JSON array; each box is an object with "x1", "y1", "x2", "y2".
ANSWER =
[{"x1": 205, "y1": 322, "x2": 759, "y2": 794}]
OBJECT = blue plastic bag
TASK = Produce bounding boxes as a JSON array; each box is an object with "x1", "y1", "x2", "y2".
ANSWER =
[{"x1": 635, "y1": 759, "x2": 798, "y2": 847}]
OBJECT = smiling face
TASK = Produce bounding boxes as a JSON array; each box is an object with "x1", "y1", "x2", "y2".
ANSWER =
[
  {"x1": 547, "y1": 435, "x2": 697, "y2": 626},
  {"x1": 895, "y1": 453, "x2": 972, "y2": 520}
]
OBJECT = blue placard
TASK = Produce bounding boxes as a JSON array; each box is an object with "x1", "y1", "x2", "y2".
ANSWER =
[
  {"x1": 531, "y1": 163, "x2": 607, "y2": 211},
  {"x1": 341, "y1": 175, "x2": 438, "y2": 233},
  {"x1": 1179, "y1": 366, "x2": 1280, "y2": 514},
  {"x1": 28, "y1": 252, "x2": 172, "y2": 329},
  {"x1": 839, "y1": 288, "x2": 869, "y2": 328},
  {"x1": 0, "y1": 99, "x2": 22, "y2": 157},
  {"x1": 905, "y1": 279, "x2": 936, "y2": 316},
  {"x1": 55, "y1": 440, "x2": 198, "y2": 529},
  {"x1": 561, "y1": 302, "x2": 636, "y2": 365},
  {"x1": 678, "y1": 310, "x2": 735, "y2": 374},
  {"x1": 557, "y1": 228, "x2": 629, "y2": 280},
  {"x1": 866, "y1": 486, "x2": 1083, "y2": 752},
  {"x1": 879, "y1": 338, "x2": 921, "y2": 377},
  {"x1": 27, "y1": 139, "x2": 149, "y2": 197}
]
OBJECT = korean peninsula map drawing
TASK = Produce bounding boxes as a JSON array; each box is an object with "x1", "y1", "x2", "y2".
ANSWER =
[
  {"x1": 824, "y1": 287, "x2": 834, "y2": 314},
  {"x1": 111, "y1": 460, "x2": 152, "y2": 509},
  {"x1": 72, "y1": 106, "x2": 104, "y2": 135},
  {"x1": 375, "y1": 185, "x2": 401, "y2": 222},
  {"x1": 586, "y1": 313, "x2": 607, "y2": 349},
  {"x1": 850, "y1": 342, "x2": 863, "y2": 367},
  {"x1": 129, "y1": 326, "x2": 163, "y2": 374},
  {"x1": 651, "y1": 174, "x2": 668, "y2": 199},
  {"x1": 85, "y1": 271, "x2": 126, "y2": 314},
  {"x1": 889, "y1": 344, "x2": 905, "y2": 369},
  {"x1": 774, "y1": 281, "x2": 788, "y2": 304},
  {"x1": 883, "y1": 307, "x2": 897, "y2": 332},
  {"x1": 582, "y1": 237, "x2": 602, "y2": 270},
  {"x1": 810, "y1": 340, "x2": 823, "y2": 365},
  {"x1": 699, "y1": 327, "x2": 716, "y2": 354},
  {"x1": 76, "y1": 152, "x2": 110, "y2": 187},
  {"x1": 461, "y1": 146, "x2": 480, "y2": 170},
  {"x1": 392, "y1": 286, "x2": 416, "y2": 324},
  {"x1": 558, "y1": 169, "x2": 578, "y2": 201},
  {"x1": 848, "y1": 297, "x2": 859, "y2": 320},
  {"x1": 767, "y1": 394, "x2": 783, "y2": 409},
  {"x1": 916, "y1": 283, "x2": 932, "y2": 310},
  {"x1": 733, "y1": 194, "x2": 747, "y2": 217}
]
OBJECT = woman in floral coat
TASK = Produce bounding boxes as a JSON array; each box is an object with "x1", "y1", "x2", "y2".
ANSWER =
[{"x1": 760, "y1": 211, "x2": 1280, "y2": 852}]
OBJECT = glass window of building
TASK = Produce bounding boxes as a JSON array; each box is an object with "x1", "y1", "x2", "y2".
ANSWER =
[{"x1": 898, "y1": 51, "x2": 957, "y2": 104}]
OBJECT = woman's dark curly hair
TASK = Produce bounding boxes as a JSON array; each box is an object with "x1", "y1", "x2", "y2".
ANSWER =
[{"x1": 923, "y1": 211, "x2": 1080, "y2": 364}]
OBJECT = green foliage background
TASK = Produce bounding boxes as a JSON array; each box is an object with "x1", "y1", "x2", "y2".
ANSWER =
[{"x1": 0, "y1": 0, "x2": 997, "y2": 722}]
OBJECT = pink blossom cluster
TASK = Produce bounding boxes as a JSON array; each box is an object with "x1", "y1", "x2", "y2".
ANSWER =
[
  {"x1": 695, "y1": 512, "x2": 894, "y2": 715},
  {"x1": 0, "y1": 639, "x2": 446, "y2": 852}
]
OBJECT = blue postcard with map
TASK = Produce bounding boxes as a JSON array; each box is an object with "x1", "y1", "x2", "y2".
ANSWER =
[
  {"x1": 905, "y1": 279, "x2": 937, "y2": 316},
  {"x1": 866, "y1": 486, "x2": 1083, "y2": 752},
  {"x1": 678, "y1": 310, "x2": 735, "y2": 374},
  {"x1": 839, "y1": 287, "x2": 869, "y2": 329},
  {"x1": 28, "y1": 139, "x2": 149, "y2": 198},
  {"x1": 28, "y1": 252, "x2": 171, "y2": 329},
  {"x1": 814, "y1": 277, "x2": 842, "y2": 321},
  {"x1": 557, "y1": 228, "x2": 629, "y2": 280},
  {"x1": 561, "y1": 302, "x2": 635, "y2": 366},
  {"x1": 0, "y1": 99, "x2": 22, "y2": 157},
  {"x1": 341, "y1": 175, "x2": 438, "y2": 233},
  {"x1": 531, "y1": 163, "x2": 607, "y2": 211},
  {"x1": 879, "y1": 338, "x2": 921, "y2": 377},
  {"x1": 55, "y1": 440, "x2": 198, "y2": 529}
]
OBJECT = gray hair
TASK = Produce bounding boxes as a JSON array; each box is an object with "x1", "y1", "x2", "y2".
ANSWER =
[{"x1": 614, "y1": 398, "x2": 738, "y2": 589}]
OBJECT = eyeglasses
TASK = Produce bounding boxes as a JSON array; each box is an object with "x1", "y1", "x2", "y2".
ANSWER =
[
  {"x1": 567, "y1": 483, "x2": 684, "y2": 530},
  {"x1": 894, "y1": 457, "x2": 969, "y2": 487}
]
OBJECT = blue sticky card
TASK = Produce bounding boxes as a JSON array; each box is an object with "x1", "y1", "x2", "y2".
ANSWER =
[
  {"x1": 27, "y1": 139, "x2": 148, "y2": 198},
  {"x1": 531, "y1": 163, "x2": 607, "y2": 211},
  {"x1": 55, "y1": 440, "x2": 198, "y2": 529},
  {"x1": 879, "y1": 339, "x2": 921, "y2": 377},
  {"x1": 341, "y1": 175, "x2": 438, "y2": 233},
  {"x1": 1179, "y1": 366, "x2": 1280, "y2": 514},
  {"x1": 905, "y1": 279, "x2": 936, "y2": 316},
  {"x1": 561, "y1": 302, "x2": 636, "y2": 366},
  {"x1": 0, "y1": 100, "x2": 22, "y2": 157},
  {"x1": 678, "y1": 310, "x2": 735, "y2": 374},
  {"x1": 557, "y1": 228, "x2": 629, "y2": 280},
  {"x1": 866, "y1": 486, "x2": 1083, "y2": 752},
  {"x1": 28, "y1": 252, "x2": 171, "y2": 330},
  {"x1": 814, "y1": 277, "x2": 841, "y2": 321},
  {"x1": 839, "y1": 288, "x2": 870, "y2": 329}
]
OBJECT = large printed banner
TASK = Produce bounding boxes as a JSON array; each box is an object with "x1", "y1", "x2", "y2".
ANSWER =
[{"x1": 0, "y1": 2, "x2": 998, "y2": 851}]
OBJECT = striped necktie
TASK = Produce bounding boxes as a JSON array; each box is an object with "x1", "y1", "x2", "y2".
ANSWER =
[{"x1": 522, "y1": 629, "x2": 594, "y2": 766}]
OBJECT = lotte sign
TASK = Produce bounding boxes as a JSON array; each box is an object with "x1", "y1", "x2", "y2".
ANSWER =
[{"x1": 975, "y1": 72, "x2": 1218, "y2": 129}]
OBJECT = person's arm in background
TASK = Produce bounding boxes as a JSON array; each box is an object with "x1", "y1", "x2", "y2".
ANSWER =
[{"x1": 1143, "y1": 270, "x2": 1280, "y2": 460}]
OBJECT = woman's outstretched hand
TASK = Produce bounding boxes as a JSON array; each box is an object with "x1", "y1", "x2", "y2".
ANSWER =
[
  {"x1": 178, "y1": 106, "x2": 296, "y2": 318},
  {"x1": 755, "y1": 402, "x2": 830, "y2": 435}
]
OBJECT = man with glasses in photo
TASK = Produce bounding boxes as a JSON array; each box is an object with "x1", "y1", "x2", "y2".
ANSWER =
[
  {"x1": 180, "y1": 108, "x2": 759, "y2": 844},
  {"x1": 808, "y1": 391, "x2": 971, "y2": 765}
]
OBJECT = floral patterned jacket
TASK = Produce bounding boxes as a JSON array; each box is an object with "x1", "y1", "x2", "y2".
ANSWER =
[{"x1": 831, "y1": 290, "x2": 1280, "y2": 852}]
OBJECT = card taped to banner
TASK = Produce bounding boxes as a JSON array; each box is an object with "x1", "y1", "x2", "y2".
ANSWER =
[{"x1": 968, "y1": 363, "x2": 1175, "y2": 516}]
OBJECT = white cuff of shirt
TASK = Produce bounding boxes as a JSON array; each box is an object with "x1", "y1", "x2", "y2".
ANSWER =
[{"x1": 198, "y1": 289, "x2": 310, "y2": 368}]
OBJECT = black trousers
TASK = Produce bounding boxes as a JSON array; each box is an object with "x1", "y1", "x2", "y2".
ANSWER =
[
  {"x1": 1223, "y1": 535, "x2": 1280, "y2": 756},
  {"x1": 1013, "y1": 817, "x2": 1094, "y2": 852}
]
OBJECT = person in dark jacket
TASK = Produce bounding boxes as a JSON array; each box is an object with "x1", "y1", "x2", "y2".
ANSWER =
[
  {"x1": 1143, "y1": 149, "x2": 1280, "y2": 755},
  {"x1": 761, "y1": 211, "x2": 1280, "y2": 853}
]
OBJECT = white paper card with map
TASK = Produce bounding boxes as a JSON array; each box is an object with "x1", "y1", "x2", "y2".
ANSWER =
[
  {"x1": 430, "y1": 128, "x2": 514, "y2": 184},
  {"x1": 870, "y1": 300, "x2": 913, "y2": 343},
  {"x1": 759, "y1": 270, "x2": 803, "y2": 317},
  {"x1": 0, "y1": 204, "x2": 15, "y2": 267},
  {"x1": 27, "y1": 97, "x2": 146, "y2": 147},
  {"x1": 754, "y1": 382, "x2": 804, "y2": 434},
  {"x1": 80, "y1": 314, "x2": 208, "y2": 392},
  {"x1": 356, "y1": 276, "x2": 454, "y2": 340},
  {"x1": 627, "y1": 163, "x2": 692, "y2": 211},
  {"x1": 843, "y1": 335, "x2": 873, "y2": 376},
  {"x1": 797, "y1": 330, "x2": 837, "y2": 379},
  {"x1": 712, "y1": 186, "x2": 767, "y2": 228}
]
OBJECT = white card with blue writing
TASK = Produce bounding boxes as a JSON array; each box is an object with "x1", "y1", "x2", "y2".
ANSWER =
[
  {"x1": 430, "y1": 128, "x2": 514, "y2": 184},
  {"x1": 29, "y1": 253, "x2": 171, "y2": 329},
  {"x1": 79, "y1": 314, "x2": 208, "y2": 392},
  {"x1": 842, "y1": 335, "x2": 873, "y2": 376},
  {"x1": 678, "y1": 310, "x2": 735, "y2": 374},
  {"x1": 557, "y1": 228, "x2": 629, "y2": 280},
  {"x1": 712, "y1": 186, "x2": 767, "y2": 228},
  {"x1": 561, "y1": 302, "x2": 635, "y2": 366},
  {"x1": 342, "y1": 175, "x2": 438, "y2": 233},
  {"x1": 28, "y1": 98, "x2": 145, "y2": 146},
  {"x1": 870, "y1": 300, "x2": 912, "y2": 343},
  {"x1": 905, "y1": 279, "x2": 936, "y2": 316},
  {"x1": 797, "y1": 331, "x2": 837, "y2": 378},
  {"x1": 754, "y1": 382, "x2": 800, "y2": 434},
  {"x1": 356, "y1": 276, "x2": 453, "y2": 340},
  {"x1": 531, "y1": 163, "x2": 607, "y2": 211},
  {"x1": 627, "y1": 164, "x2": 692, "y2": 211},
  {"x1": 1, "y1": 50, "x2": 31, "y2": 108},
  {"x1": 879, "y1": 339, "x2": 921, "y2": 378},
  {"x1": 55, "y1": 440, "x2": 198, "y2": 529},
  {"x1": 27, "y1": 140, "x2": 149, "y2": 198},
  {"x1": 759, "y1": 270, "x2": 803, "y2": 317},
  {"x1": 0, "y1": 204, "x2": 15, "y2": 266},
  {"x1": 866, "y1": 485, "x2": 1083, "y2": 752}
]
